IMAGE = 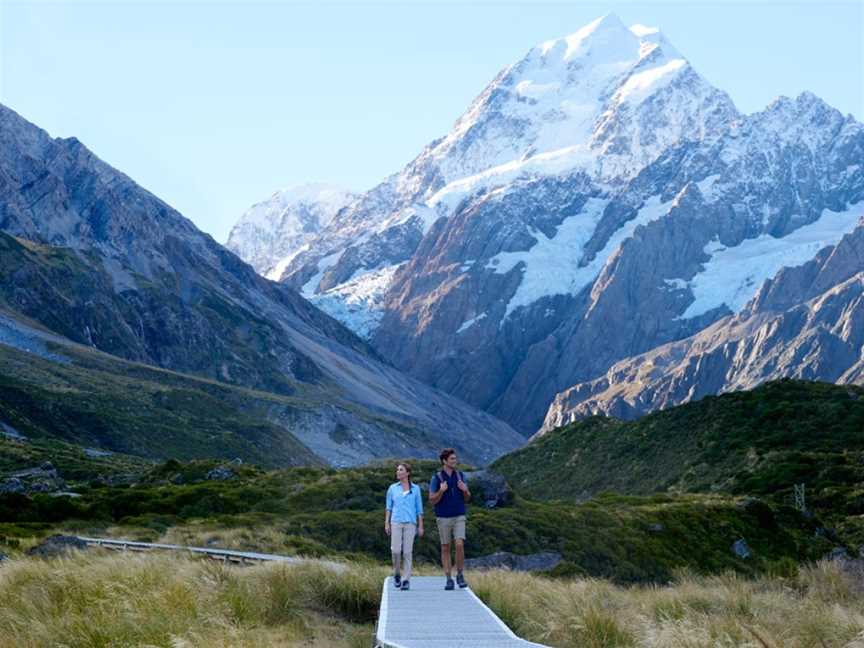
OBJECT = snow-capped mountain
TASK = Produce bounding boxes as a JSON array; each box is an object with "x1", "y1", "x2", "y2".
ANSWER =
[
  {"x1": 232, "y1": 13, "x2": 864, "y2": 435},
  {"x1": 226, "y1": 183, "x2": 356, "y2": 278},
  {"x1": 273, "y1": 13, "x2": 736, "y2": 311}
]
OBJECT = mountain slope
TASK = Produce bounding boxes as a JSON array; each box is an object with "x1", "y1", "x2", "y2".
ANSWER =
[
  {"x1": 233, "y1": 14, "x2": 863, "y2": 434},
  {"x1": 0, "y1": 103, "x2": 524, "y2": 466},
  {"x1": 494, "y1": 380, "x2": 864, "y2": 544},
  {"x1": 543, "y1": 221, "x2": 864, "y2": 427}
]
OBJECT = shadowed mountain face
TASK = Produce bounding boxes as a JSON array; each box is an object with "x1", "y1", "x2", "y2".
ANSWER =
[
  {"x1": 0, "y1": 103, "x2": 524, "y2": 466},
  {"x1": 231, "y1": 14, "x2": 864, "y2": 434}
]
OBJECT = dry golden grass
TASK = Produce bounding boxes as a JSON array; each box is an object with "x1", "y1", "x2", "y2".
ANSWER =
[
  {"x1": 0, "y1": 551, "x2": 381, "y2": 648},
  {"x1": 471, "y1": 562, "x2": 864, "y2": 647},
  {"x1": 1, "y1": 552, "x2": 863, "y2": 647}
]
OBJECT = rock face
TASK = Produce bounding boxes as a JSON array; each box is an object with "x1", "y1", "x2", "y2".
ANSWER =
[
  {"x1": 232, "y1": 13, "x2": 864, "y2": 435},
  {"x1": 542, "y1": 223, "x2": 864, "y2": 428},
  {"x1": 0, "y1": 102, "x2": 524, "y2": 466}
]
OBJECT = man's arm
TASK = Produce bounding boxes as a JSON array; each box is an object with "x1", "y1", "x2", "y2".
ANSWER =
[
  {"x1": 428, "y1": 475, "x2": 447, "y2": 504},
  {"x1": 457, "y1": 474, "x2": 471, "y2": 502}
]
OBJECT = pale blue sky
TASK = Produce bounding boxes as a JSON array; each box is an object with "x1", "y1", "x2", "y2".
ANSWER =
[{"x1": 1, "y1": 1, "x2": 861, "y2": 243}]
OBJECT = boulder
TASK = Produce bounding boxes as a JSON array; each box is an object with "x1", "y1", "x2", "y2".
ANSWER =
[
  {"x1": 96, "y1": 473, "x2": 139, "y2": 487},
  {"x1": 464, "y1": 551, "x2": 562, "y2": 572},
  {"x1": 826, "y1": 547, "x2": 851, "y2": 561},
  {"x1": 84, "y1": 448, "x2": 113, "y2": 458},
  {"x1": 206, "y1": 466, "x2": 236, "y2": 481},
  {"x1": 732, "y1": 538, "x2": 752, "y2": 559},
  {"x1": 0, "y1": 477, "x2": 25, "y2": 494},
  {"x1": 26, "y1": 535, "x2": 88, "y2": 559},
  {"x1": 464, "y1": 470, "x2": 513, "y2": 508},
  {"x1": 3, "y1": 464, "x2": 66, "y2": 494}
]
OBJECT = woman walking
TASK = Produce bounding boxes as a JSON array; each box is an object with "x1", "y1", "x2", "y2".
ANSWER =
[{"x1": 385, "y1": 463, "x2": 424, "y2": 591}]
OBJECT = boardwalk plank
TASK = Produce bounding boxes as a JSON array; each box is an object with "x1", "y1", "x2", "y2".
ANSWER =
[{"x1": 375, "y1": 576, "x2": 549, "y2": 648}]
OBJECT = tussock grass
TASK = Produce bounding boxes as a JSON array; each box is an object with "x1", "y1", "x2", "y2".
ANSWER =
[
  {"x1": 2, "y1": 552, "x2": 863, "y2": 647},
  {"x1": 0, "y1": 551, "x2": 382, "y2": 647},
  {"x1": 471, "y1": 562, "x2": 864, "y2": 647}
]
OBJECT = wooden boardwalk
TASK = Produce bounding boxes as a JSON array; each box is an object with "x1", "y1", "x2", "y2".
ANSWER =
[
  {"x1": 375, "y1": 576, "x2": 549, "y2": 648},
  {"x1": 77, "y1": 536, "x2": 300, "y2": 564}
]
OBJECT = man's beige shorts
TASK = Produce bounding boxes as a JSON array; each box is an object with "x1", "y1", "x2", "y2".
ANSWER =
[{"x1": 436, "y1": 515, "x2": 466, "y2": 544}]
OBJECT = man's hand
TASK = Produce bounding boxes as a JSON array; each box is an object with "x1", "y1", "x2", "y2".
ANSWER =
[
  {"x1": 457, "y1": 479, "x2": 468, "y2": 493},
  {"x1": 438, "y1": 480, "x2": 449, "y2": 493},
  {"x1": 418, "y1": 524, "x2": 424, "y2": 538}
]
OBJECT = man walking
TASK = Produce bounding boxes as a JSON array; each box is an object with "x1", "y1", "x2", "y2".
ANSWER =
[{"x1": 429, "y1": 447, "x2": 471, "y2": 590}]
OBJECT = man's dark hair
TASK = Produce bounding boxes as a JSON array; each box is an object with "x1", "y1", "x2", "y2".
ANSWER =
[{"x1": 439, "y1": 448, "x2": 456, "y2": 465}]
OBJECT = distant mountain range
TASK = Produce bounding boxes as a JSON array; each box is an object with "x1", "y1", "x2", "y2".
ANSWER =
[
  {"x1": 0, "y1": 103, "x2": 523, "y2": 467},
  {"x1": 229, "y1": 13, "x2": 864, "y2": 434}
]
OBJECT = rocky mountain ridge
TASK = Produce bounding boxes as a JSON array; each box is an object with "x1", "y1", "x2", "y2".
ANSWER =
[{"x1": 0, "y1": 102, "x2": 524, "y2": 465}]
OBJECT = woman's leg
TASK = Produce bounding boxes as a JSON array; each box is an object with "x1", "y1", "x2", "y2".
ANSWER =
[
  {"x1": 390, "y1": 522, "x2": 403, "y2": 575},
  {"x1": 401, "y1": 523, "x2": 417, "y2": 581}
]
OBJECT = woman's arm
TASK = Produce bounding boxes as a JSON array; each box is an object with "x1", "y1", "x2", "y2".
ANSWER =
[
  {"x1": 414, "y1": 485, "x2": 424, "y2": 536},
  {"x1": 384, "y1": 486, "x2": 392, "y2": 535}
]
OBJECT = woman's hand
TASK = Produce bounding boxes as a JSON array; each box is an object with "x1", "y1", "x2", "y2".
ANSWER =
[{"x1": 384, "y1": 522, "x2": 391, "y2": 536}]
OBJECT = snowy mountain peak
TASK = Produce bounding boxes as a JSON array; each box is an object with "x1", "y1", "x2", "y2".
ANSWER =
[
  {"x1": 244, "y1": 183, "x2": 355, "y2": 228},
  {"x1": 537, "y1": 12, "x2": 634, "y2": 62},
  {"x1": 746, "y1": 90, "x2": 848, "y2": 153},
  {"x1": 226, "y1": 183, "x2": 357, "y2": 277},
  {"x1": 412, "y1": 14, "x2": 733, "y2": 191}
]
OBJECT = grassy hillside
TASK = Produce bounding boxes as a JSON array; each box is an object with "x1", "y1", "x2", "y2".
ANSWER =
[
  {"x1": 493, "y1": 380, "x2": 864, "y2": 544},
  {"x1": 0, "y1": 338, "x2": 323, "y2": 467}
]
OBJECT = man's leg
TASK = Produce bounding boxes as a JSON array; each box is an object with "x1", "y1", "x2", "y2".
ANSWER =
[
  {"x1": 455, "y1": 539, "x2": 465, "y2": 573},
  {"x1": 455, "y1": 516, "x2": 468, "y2": 588},
  {"x1": 440, "y1": 542, "x2": 451, "y2": 576}
]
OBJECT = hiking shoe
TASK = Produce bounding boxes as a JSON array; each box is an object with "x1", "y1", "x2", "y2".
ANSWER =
[
  {"x1": 456, "y1": 572, "x2": 468, "y2": 589},
  {"x1": 401, "y1": 579, "x2": 410, "y2": 591},
  {"x1": 444, "y1": 576, "x2": 455, "y2": 590},
  {"x1": 393, "y1": 573, "x2": 401, "y2": 588}
]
